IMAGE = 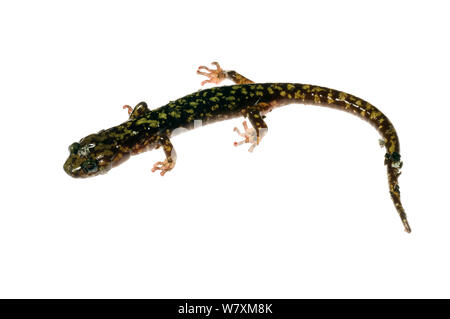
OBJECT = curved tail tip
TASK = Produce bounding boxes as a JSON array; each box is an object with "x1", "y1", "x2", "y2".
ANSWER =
[{"x1": 404, "y1": 221, "x2": 412, "y2": 233}]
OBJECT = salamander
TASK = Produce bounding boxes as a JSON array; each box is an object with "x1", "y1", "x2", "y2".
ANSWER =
[{"x1": 63, "y1": 62, "x2": 410, "y2": 233}]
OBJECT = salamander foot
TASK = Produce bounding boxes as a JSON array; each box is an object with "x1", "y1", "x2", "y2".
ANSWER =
[
  {"x1": 233, "y1": 121, "x2": 258, "y2": 152},
  {"x1": 197, "y1": 62, "x2": 227, "y2": 86},
  {"x1": 123, "y1": 104, "x2": 133, "y2": 116},
  {"x1": 151, "y1": 159, "x2": 175, "y2": 176}
]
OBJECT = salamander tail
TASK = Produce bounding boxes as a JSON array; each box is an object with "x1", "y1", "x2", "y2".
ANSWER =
[{"x1": 385, "y1": 155, "x2": 411, "y2": 233}]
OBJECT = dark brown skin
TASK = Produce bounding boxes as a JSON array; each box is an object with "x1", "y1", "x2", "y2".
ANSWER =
[{"x1": 64, "y1": 62, "x2": 410, "y2": 233}]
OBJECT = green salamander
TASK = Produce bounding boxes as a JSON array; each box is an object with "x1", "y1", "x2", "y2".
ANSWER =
[{"x1": 64, "y1": 62, "x2": 410, "y2": 233}]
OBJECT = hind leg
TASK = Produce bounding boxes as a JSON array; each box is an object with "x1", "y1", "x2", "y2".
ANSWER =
[
  {"x1": 197, "y1": 62, "x2": 254, "y2": 85},
  {"x1": 233, "y1": 108, "x2": 268, "y2": 152}
]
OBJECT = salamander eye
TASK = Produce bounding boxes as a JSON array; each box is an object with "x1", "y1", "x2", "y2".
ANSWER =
[
  {"x1": 81, "y1": 159, "x2": 99, "y2": 174},
  {"x1": 69, "y1": 142, "x2": 80, "y2": 154}
]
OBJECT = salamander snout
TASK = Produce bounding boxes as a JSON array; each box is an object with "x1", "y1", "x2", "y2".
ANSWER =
[{"x1": 64, "y1": 135, "x2": 115, "y2": 178}]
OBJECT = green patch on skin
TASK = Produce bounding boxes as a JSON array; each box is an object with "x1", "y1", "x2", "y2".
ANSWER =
[
  {"x1": 211, "y1": 104, "x2": 220, "y2": 111},
  {"x1": 389, "y1": 141, "x2": 396, "y2": 153},
  {"x1": 327, "y1": 92, "x2": 334, "y2": 104},
  {"x1": 148, "y1": 120, "x2": 160, "y2": 128},
  {"x1": 136, "y1": 118, "x2": 148, "y2": 125},
  {"x1": 314, "y1": 94, "x2": 321, "y2": 103},
  {"x1": 226, "y1": 96, "x2": 235, "y2": 101},
  {"x1": 209, "y1": 96, "x2": 220, "y2": 102},
  {"x1": 287, "y1": 84, "x2": 295, "y2": 91},
  {"x1": 185, "y1": 109, "x2": 194, "y2": 114},
  {"x1": 338, "y1": 92, "x2": 348, "y2": 100},
  {"x1": 158, "y1": 112, "x2": 167, "y2": 119},
  {"x1": 169, "y1": 111, "x2": 181, "y2": 118},
  {"x1": 267, "y1": 87, "x2": 274, "y2": 94},
  {"x1": 311, "y1": 86, "x2": 325, "y2": 93},
  {"x1": 370, "y1": 111, "x2": 381, "y2": 120},
  {"x1": 294, "y1": 91, "x2": 305, "y2": 100},
  {"x1": 135, "y1": 117, "x2": 160, "y2": 127}
]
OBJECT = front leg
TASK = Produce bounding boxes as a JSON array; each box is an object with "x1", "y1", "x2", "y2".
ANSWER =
[
  {"x1": 151, "y1": 135, "x2": 177, "y2": 176},
  {"x1": 197, "y1": 62, "x2": 254, "y2": 85},
  {"x1": 122, "y1": 101, "x2": 151, "y2": 119}
]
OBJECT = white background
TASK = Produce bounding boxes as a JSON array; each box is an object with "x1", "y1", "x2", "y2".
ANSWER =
[{"x1": 0, "y1": 0, "x2": 449, "y2": 298}]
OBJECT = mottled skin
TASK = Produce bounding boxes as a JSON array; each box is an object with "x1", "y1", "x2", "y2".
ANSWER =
[{"x1": 64, "y1": 62, "x2": 410, "y2": 233}]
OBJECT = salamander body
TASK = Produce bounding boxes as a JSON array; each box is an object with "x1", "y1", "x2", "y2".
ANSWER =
[{"x1": 63, "y1": 62, "x2": 410, "y2": 232}]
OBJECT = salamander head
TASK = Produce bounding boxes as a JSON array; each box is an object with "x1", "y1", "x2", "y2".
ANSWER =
[{"x1": 63, "y1": 131, "x2": 129, "y2": 178}]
